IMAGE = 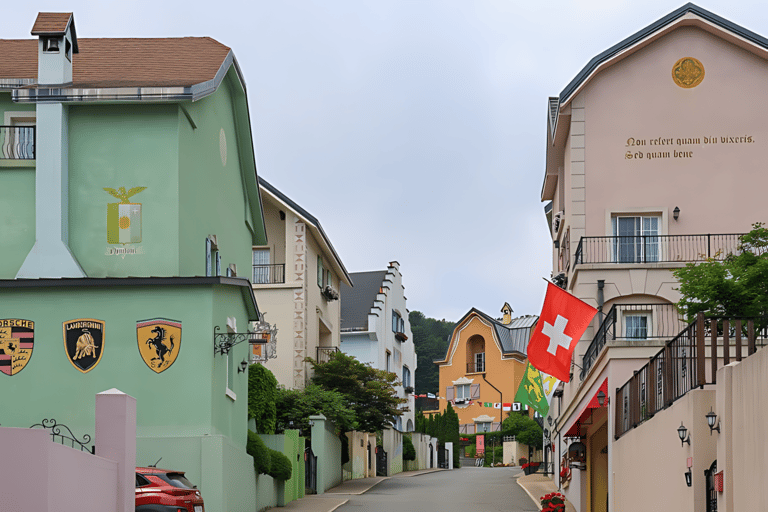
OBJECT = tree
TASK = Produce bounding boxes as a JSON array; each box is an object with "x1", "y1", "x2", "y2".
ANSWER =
[
  {"x1": 674, "y1": 223, "x2": 768, "y2": 322},
  {"x1": 274, "y1": 384, "x2": 355, "y2": 435},
  {"x1": 309, "y1": 351, "x2": 407, "y2": 433},
  {"x1": 502, "y1": 411, "x2": 543, "y2": 450},
  {"x1": 409, "y1": 311, "x2": 455, "y2": 394}
]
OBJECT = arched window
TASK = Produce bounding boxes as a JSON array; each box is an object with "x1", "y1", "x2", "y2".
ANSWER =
[{"x1": 466, "y1": 335, "x2": 485, "y2": 373}]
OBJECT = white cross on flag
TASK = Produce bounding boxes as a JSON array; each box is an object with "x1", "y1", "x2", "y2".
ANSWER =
[{"x1": 528, "y1": 282, "x2": 597, "y2": 382}]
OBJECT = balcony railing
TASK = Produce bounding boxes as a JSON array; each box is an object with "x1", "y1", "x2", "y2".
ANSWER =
[
  {"x1": 316, "y1": 346, "x2": 339, "y2": 364},
  {"x1": 615, "y1": 314, "x2": 767, "y2": 438},
  {"x1": 0, "y1": 126, "x2": 35, "y2": 160},
  {"x1": 252, "y1": 263, "x2": 285, "y2": 284},
  {"x1": 466, "y1": 361, "x2": 485, "y2": 373},
  {"x1": 574, "y1": 234, "x2": 744, "y2": 267},
  {"x1": 581, "y1": 303, "x2": 688, "y2": 380}
]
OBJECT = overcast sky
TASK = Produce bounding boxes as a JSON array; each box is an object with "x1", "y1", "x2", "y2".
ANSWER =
[{"x1": 4, "y1": 1, "x2": 767, "y2": 321}]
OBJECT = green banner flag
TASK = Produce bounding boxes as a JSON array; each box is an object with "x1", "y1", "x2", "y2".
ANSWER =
[
  {"x1": 514, "y1": 362, "x2": 550, "y2": 417},
  {"x1": 484, "y1": 402, "x2": 492, "y2": 407}
]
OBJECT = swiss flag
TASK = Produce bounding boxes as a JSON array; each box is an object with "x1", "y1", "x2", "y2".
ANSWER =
[{"x1": 528, "y1": 283, "x2": 597, "y2": 382}]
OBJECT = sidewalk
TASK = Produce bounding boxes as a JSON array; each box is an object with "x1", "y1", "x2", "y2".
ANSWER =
[
  {"x1": 516, "y1": 473, "x2": 577, "y2": 512},
  {"x1": 270, "y1": 469, "x2": 445, "y2": 512}
]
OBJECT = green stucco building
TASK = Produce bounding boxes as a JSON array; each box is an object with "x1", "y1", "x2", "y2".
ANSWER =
[{"x1": 1, "y1": 12, "x2": 270, "y2": 511}]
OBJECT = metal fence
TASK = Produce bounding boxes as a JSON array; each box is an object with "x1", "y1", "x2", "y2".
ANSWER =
[
  {"x1": 615, "y1": 314, "x2": 767, "y2": 438},
  {"x1": 574, "y1": 234, "x2": 744, "y2": 266},
  {"x1": 0, "y1": 126, "x2": 35, "y2": 160},
  {"x1": 581, "y1": 303, "x2": 687, "y2": 380},
  {"x1": 316, "y1": 346, "x2": 339, "y2": 364},
  {"x1": 252, "y1": 263, "x2": 285, "y2": 284}
]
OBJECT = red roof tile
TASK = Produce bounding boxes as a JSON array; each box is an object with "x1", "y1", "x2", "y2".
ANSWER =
[
  {"x1": 31, "y1": 13, "x2": 72, "y2": 35},
  {"x1": 0, "y1": 37, "x2": 231, "y2": 89}
]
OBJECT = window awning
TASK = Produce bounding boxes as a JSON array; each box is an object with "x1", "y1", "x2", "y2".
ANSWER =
[{"x1": 564, "y1": 378, "x2": 608, "y2": 438}]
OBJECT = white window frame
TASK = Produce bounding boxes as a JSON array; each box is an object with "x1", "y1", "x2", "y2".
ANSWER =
[
  {"x1": 225, "y1": 317, "x2": 237, "y2": 400},
  {"x1": 476, "y1": 421, "x2": 491, "y2": 433},
  {"x1": 623, "y1": 311, "x2": 652, "y2": 340},
  {"x1": 475, "y1": 352, "x2": 485, "y2": 373},
  {"x1": 455, "y1": 384, "x2": 471, "y2": 400},
  {"x1": 252, "y1": 248, "x2": 271, "y2": 283},
  {"x1": 605, "y1": 208, "x2": 668, "y2": 264}
]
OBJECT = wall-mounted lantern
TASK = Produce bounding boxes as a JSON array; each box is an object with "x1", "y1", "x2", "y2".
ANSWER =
[
  {"x1": 677, "y1": 422, "x2": 691, "y2": 447},
  {"x1": 705, "y1": 407, "x2": 720, "y2": 434}
]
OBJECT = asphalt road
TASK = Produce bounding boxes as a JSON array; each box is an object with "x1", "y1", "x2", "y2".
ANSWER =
[{"x1": 336, "y1": 467, "x2": 539, "y2": 512}]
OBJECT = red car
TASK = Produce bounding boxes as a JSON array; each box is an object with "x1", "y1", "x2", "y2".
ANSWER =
[{"x1": 135, "y1": 467, "x2": 205, "y2": 512}]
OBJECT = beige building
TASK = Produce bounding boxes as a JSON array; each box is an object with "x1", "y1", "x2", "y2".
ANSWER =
[
  {"x1": 542, "y1": 4, "x2": 768, "y2": 512},
  {"x1": 252, "y1": 177, "x2": 352, "y2": 389}
]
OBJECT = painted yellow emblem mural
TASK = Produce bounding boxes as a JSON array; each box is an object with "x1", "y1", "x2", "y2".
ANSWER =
[
  {"x1": 137, "y1": 318, "x2": 181, "y2": 373},
  {"x1": 104, "y1": 186, "x2": 146, "y2": 244},
  {"x1": 0, "y1": 319, "x2": 34, "y2": 376},
  {"x1": 672, "y1": 57, "x2": 705, "y2": 88}
]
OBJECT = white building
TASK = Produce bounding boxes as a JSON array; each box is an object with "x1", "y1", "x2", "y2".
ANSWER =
[{"x1": 340, "y1": 262, "x2": 417, "y2": 431}]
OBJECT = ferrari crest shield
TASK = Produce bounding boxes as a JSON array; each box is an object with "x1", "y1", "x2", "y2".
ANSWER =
[
  {"x1": 0, "y1": 319, "x2": 34, "y2": 376},
  {"x1": 137, "y1": 318, "x2": 181, "y2": 373},
  {"x1": 63, "y1": 319, "x2": 105, "y2": 373}
]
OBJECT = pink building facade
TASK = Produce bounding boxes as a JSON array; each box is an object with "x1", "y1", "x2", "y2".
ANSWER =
[{"x1": 542, "y1": 5, "x2": 768, "y2": 512}]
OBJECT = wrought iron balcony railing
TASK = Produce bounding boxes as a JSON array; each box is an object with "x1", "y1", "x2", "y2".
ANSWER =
[
  {"x1": 1, "y1": 126, "x2": 35, "y2": 160},
  {"x1": 574, "y1": 234, "x2": 744, "y2": 267},
  {"x1": 466, "y1": 361, "x2": 485, "y2": 373},
  {"x1": 316, "y1": 346, "x2": 339, "y2": 364},
  {"x1": 581, "y1": 303, "x2": 688, "y2": 380},
  {"x1": 252, "y1": 263, "x2": 285, "y2": 284}
]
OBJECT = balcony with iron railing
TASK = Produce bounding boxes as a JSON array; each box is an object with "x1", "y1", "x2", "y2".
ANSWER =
[
  {"x1": 466, "y1": 361, "x2": 485, "y2": 374},
  {"x1": 316, "y1": 346, "x2": 339, "y2": 364},
  {"x1": 573, "y1": 234, "x2": 745, "y2": 268},
  {"x1": 1, "y1": 126, "x2": 35, "y2": 160},
  {"x1": 252, "y1": 263, "x2": 285, "y2": 285},
  {"x1": 581, "y1": 303, "x2": 688, "y2": 380},
  {"x1": 615, "y1": 314, "x2": 768, "y2": 438}
]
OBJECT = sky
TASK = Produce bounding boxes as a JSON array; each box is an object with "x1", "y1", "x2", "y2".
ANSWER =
[{"x1": 5, "y1": 1, "x2": 768, "y2": 321}]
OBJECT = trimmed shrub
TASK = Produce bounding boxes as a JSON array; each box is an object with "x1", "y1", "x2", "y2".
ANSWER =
[
  {"x1": 403, "y1": 434, "x2": 416, "y2": 461},
  {"x1": 248, "y1": 364, "x2": 278, "y2": 434},
  {"x1": 246, "y1": 430, "x2": 271, "y2": 475},
  {"x1": 268, "y1": 448, "x2": 293, "y2": 481}
]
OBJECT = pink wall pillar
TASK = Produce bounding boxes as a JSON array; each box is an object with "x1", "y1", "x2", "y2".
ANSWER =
[{"x1": 95, "y1": 388, "x2": 136, "y2": 512}]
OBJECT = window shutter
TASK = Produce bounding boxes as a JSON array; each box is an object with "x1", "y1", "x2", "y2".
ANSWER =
[
  {"x1": 205, "y1": 238, "x2": 212, "y2": 276},
  {"x1": 215, "y1": 252, "x2": 221, "y2": 276},
  {"x1": 470, "y1": 383, "x2": 481, "y2": 399},
  {"x1": 446, "y1": 386, "x2": 454, "y2": 401},
  {"x1": 491, "y1": 422, "x2": 501, "y2": 432},
  {"x1": 468, "y1": 424, "x2": 475, "y2": 434}
]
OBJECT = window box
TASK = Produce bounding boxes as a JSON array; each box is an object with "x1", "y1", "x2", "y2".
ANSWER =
[
  {"x1": 321, "y1": 285, "x2": 339, "y2": 301},
  {"x1": 395, "y1": 331, "x2": 408, "y2": 342},
  {"x1": 404, "y1": 386, "x2": 414, "y2": 394}
]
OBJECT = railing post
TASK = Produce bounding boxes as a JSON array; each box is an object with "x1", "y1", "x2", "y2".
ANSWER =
[
  {"x1": 707, "y1": 234, "x2": 711, "y2": 258},
  {"x1": 664, "y1": 342, "x2": 673, "y2": 406},
  {"x1": 748, "y1": 319, "x2": 756, "y2": 355},
  {"x1": 722, "y1": 319, "x2": 730, "y2": 365},
  {"x1": 735, "y1": 319, "x2": 742, "y2": 362},
  {"x1": 710, "y1": 318, "x2": 718, "y2": 384},
  {"x1": 696, "y1": 313, "x2": 706, "y2": 387}
]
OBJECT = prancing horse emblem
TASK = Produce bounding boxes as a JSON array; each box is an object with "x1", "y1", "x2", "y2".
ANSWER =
[{"x1": 137, "y1": 318, "x2": 182, "y2": 373}]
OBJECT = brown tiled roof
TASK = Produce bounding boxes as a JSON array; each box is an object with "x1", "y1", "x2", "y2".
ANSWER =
[
  {"x1": 31, "y1": 13, "x2": 72, "y2": 35},
  {"x1": 0, "y1": 37, "x2": 231, "y2": 88}
]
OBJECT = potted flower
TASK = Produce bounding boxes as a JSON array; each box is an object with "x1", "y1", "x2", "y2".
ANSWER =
[
  {"x1": 518, "y1": 457, "x2": 528, "y2": 467},
  {"x1": 541, "y1": 492, "x2": 566, "y2": 512}
]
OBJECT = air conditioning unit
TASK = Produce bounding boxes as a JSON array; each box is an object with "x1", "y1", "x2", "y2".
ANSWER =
[{"x1": 552, "y1": 211, "x2": 564, "y2": 235}]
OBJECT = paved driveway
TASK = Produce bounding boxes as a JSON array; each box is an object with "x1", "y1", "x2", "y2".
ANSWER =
[{"x1": 335, "y1": 467, "x2": 538, "y2": 512}]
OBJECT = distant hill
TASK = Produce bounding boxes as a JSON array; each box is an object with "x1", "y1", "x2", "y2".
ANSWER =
[{"x1": 410, "y1": 311, "x2": 455, "y2": 395}]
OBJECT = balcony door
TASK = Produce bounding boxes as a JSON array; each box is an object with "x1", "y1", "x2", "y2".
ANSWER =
[
  {"x1": 613, "y1": 216, "x2": 659, "y2": 263},
  {"x1": 252, "y1": 249, "x2": 270, "y2": 283}
]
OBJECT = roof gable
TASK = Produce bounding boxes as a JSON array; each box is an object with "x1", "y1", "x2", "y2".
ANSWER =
[{"x1": 340, "y1": 270, "x2": 388, "y2": 330}]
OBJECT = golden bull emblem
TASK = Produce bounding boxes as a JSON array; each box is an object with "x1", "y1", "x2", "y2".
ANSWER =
[{"x1": 63, "y1": 319, "x2": 105, "y2": 373}]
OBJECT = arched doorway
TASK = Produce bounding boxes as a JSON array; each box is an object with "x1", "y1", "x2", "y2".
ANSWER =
[{"x1": 704, "y1": 460, "x2": 718, "y2": 512}]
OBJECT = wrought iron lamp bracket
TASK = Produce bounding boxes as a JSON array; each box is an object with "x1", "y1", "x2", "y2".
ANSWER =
[{"x1": 213, "y1": 326, "x2": 266, "y2": 356}]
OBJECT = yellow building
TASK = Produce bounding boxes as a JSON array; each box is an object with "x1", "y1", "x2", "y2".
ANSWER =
[{"x1": 433, "y1": 304, "x2": 537, "y2": 433}]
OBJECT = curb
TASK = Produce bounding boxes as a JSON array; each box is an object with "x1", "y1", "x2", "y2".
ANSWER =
[{"x1": 516, "y1": 478, "x2": 542, "y2": 511}]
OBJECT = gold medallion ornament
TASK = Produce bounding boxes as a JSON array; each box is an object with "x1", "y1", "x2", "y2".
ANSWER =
[
  {"x1": 672, "y1": 57, "x2": 705, "y2": 88},
  {"x1": 63, "y1": 319, "x2": 105, "y2": 373},
  {"x1": 137, "y1": 318, "x2": 181, "y2": 373}
]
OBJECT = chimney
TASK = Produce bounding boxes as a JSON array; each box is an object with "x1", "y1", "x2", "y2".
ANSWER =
[
  {"x1": 17, "y1": 13, "x2": 85, "y2": 278},
  {"x1": 501, "y1": 303, "x2": 513, "y2": 325}
]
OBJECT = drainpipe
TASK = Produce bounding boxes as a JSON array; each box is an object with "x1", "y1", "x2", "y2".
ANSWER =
[
  {"x1": 481, "y1": 373, "x2": 503, "y2": 424},
  {"x1": 597, "y1": 280, "x2": 605, "y2": 324}
]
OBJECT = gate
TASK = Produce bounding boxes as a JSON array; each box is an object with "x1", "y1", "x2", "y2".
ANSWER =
[
  {"x1": 704, "y1": 460, "x2": 717, "y2": 512},
  {"x1": 305, "y1": 446, "x2": 317, "y2": 494},
  {"x1": 376, "y1": 446, "x2": 387, "y2": 476}
]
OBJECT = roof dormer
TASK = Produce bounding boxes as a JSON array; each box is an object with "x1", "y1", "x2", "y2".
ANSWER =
[{"x1": 32, "y1": 12, "x2": 78, "y2": 86}]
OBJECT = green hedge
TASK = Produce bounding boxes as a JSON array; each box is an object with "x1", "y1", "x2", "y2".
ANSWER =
[
  {"x1": 248, "y1": 364, "x2": 278, "y2": 434},
  {"x1": 268, "y1": 448, "x2": 293, "y2": 481},
  {"x1": 246, "y1": 430, "x2": 271, "y2": 475},
  {"x1": 403, "y1": 434, "x2": 416, "y2": 461}
]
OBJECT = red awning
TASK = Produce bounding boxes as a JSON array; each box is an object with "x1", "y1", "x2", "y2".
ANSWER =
[{"x1": 564, "y1": 379, "x2": 608, "y2": 438}]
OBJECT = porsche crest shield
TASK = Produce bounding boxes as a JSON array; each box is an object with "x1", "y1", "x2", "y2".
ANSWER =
[
  {"x1": 137, "y1": 318, "x2": 181, "y2": 373},
  {"x1": 63, "y1": 319, "x2": 105, "y2": 373},
  {"x1": 0, "y1": 319, "x2": 34, "y2": 376}
]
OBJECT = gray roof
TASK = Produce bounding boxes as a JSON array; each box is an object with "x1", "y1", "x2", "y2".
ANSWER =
[
  {"x1": 557, "y1": 4, "x2": 768, "y2": 108},
  {"x1": 340, "y1": 270, "x2": 388, "y2": 330},
  {"x1": 437, "y1": 308, "x2": 538, "y2": 362}
]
